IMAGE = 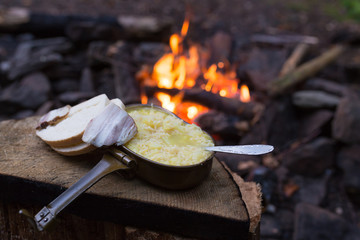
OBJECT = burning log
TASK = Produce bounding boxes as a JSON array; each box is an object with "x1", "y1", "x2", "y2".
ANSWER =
[
  {"x1": 0, "y1": 7, "x2": 172, "y2": 42},
  {"x1": 268, "y1": 44, "x2": 346, "y2": 96},
  {"x1": 144, "y1": 86, "x2": 264, "y2": 121}
]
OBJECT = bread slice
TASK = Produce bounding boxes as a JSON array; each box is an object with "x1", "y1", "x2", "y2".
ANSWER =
[
  {"x1": 36, "y1": 94, "x2": 110, "y2": 147},
  {"x1": 51, "y1": 142, "x2": 97, "y2": 156},
  {"x1": 110, "y1": 98, "x2": 125, "y2": 109},
  {"x1": 82, "y1": 102, "x2": 137, "y2": 147}
]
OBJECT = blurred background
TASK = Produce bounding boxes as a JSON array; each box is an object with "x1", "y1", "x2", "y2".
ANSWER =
[{"x1": 1, "y1": 0, "x2": 360, "y2": 239}]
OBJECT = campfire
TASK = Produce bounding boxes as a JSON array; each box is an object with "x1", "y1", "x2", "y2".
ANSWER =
[
  {"x1": 137, "y1": 18, "x2": 250, "y2": 123},
  {"x1": 1, "y1": 5, "x2": 360, "y2": 240}
]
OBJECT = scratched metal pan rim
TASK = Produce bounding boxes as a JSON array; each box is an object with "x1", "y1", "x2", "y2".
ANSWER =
[
  {"x1": 119, "y1": 104, "x2": 215, "y2": 190},
  {"x1": 121, "y1": 103, "x2": 216, "y2": 169}
]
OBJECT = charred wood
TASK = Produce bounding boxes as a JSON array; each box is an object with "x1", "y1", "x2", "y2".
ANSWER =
[{"x1": 144, "y1": 86, "x2": 264, "y2": 121}]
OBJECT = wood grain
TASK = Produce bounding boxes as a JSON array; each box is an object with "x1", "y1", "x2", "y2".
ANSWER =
[{"x1": 0, "y1": 117, "x2": 254, "y2": 239}]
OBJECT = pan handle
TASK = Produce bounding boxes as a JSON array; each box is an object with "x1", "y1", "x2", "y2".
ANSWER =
[{"x1": 20, "y1": 150, "x2": 135, "y2": 231}]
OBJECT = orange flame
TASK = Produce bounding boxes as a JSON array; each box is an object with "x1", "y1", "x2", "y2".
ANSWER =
[
  {"x1": 156, "y1": 92, "x2": 176, "y2": 112},
  {"x1": 170, "y1": 34, "x2": 181, "y2": 55},
  {"x1": 240, "y1": 85, "x2": 250, "y2": 102},
  {"x1": 141, "y1": 17, "x2": 251, "y2": 123},
  {"x1": 181, "y1": 17, "x2": 190, "y2": 37}
]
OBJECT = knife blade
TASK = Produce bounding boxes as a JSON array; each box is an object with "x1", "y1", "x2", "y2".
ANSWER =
[{"x1": 205, "y1": 144, "x2": 274, "y2": 155}]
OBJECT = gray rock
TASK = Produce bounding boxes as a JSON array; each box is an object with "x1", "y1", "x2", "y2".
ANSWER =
[
  {"x1": 333, "y1": 97, "x2": 360, "y2": 143},
  {"x1": 294, "y1": 203, "x2": 360, "y2": 240},
  {"x1": 0, "y1": 72, "x2": 51, "y2": 112},
  {"x1": 79, "y1": 67, "x2": 94, "y2": 92},
  {"x1": 337, "y1": 144, "x2": 360, "y2": 204},
  {"x1": 299, "y1": 110, "x2": 333, "y2": 138},
  {"x1": 260, "y1": 214, "x2": 282, "y2": 239},
  {"x1": 53, "y1": 78, "x2": 79, "y2": 93},
  {"x1": 292, "y1": 173, "x2": 329, "y2": 205},
  {"x1": 292, "y1": 90, "x2": 341, "y2": 109},
  {"x1": 58, "y1": 91, "x2": 96, "y2": 105},
  {"x1": 13, "y1": 109, "x2": 34, "y2": 119},
  {"x1": 303, "y1": 78, "x2": 348, "y2": 97},
  {"x1": 239, "y1": 47, "x2": 287, "y2": 92},
  {"x1": 283, "y1": 137, "x2": 335, "y2": 177}
]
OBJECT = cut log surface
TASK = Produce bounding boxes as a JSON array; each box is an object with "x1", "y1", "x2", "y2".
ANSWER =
[{"x1": 0, "y1": 117, "x2": 258, "y2": 240}]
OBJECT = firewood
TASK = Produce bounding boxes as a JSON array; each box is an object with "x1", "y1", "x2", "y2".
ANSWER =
[
  {"x1": 144, "y1": 86, "x2": 264, "y2": 121},
  {"x1": 278, "y1": 43, "x2": 309, "y2": 77},
  {"x1": 268, "y1": 44, "x2": 346, "y2": 96}
]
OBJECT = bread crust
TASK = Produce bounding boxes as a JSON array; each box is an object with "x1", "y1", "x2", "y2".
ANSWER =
[
  {"x1": 36, "y1": 94, "x2": 111, "y2": 148},
  {"x1": 51, "y1": 142, "x2": 96, "y2": 156},
  {"x1": 36, "y1": 95, "x2": 128, "y2": 156}
]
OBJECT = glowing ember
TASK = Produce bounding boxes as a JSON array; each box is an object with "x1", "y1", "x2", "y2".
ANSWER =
[
  {"x1": 139, "y1": 17, "x2": 251, "y2": 123},
  {"x1": 156, "y1": 92, "x2": 176, "y2": 112},
  {"x1": 187, "y1": 106, "x2": 198, "y2": 119},
  {"x1": 175, "y1": 102, "x2": 209, "y2": 123},
  {"x1": 240, "y1": 85, "x2": 251, "y2": 102}
]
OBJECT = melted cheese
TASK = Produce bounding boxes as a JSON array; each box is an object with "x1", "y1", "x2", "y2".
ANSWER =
[{"x1": 125, "y1": 107, "x2": 214, "y2": 166}]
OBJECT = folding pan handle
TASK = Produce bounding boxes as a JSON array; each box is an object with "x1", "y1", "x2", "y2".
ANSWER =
[{"x1": 20, "y1": 149, "x2": 136, "y2": 231}]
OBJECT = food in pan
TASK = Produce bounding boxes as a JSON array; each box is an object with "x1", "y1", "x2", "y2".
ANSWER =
[{"x1": 125, "y1": 106, "x2": 214, "y2": 166}]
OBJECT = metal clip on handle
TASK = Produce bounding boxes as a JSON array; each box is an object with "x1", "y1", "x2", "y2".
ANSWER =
[{"x1": 20, "y1": 149, "x2": 135, "y2": 231}]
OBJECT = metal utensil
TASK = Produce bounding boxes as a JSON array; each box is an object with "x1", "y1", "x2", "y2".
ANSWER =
[{"x1": 205, "y1": 144, "x2": 274, "y2": 155}]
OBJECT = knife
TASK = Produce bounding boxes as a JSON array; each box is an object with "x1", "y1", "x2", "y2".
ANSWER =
[{"x1": 205, "y1": 144, "x2": 274, "y2": 155}]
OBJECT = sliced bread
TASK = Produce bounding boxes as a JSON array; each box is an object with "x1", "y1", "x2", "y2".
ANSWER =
[
  {"x1": 82, "y1": 102, "x2": 137, "y2": 147},
  {"x1": 36, "y1": 94, "x2": 110, "y2": 147},
  {"x1": 51, "y1": 142, "x2": 97, "y2": 156}
]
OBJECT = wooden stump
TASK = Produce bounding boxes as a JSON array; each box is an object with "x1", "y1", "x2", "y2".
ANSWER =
[{"x1": 0, "y1": 117, "x2": 261, "y2": 240}]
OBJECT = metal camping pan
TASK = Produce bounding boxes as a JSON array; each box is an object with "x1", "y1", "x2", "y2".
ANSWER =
[
  {"x1": 120, "y1": 104, "x2": 215, "y2": 190},
  {"x1": 20, "y1": 104, "x2": 215, "y2": 231}
]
